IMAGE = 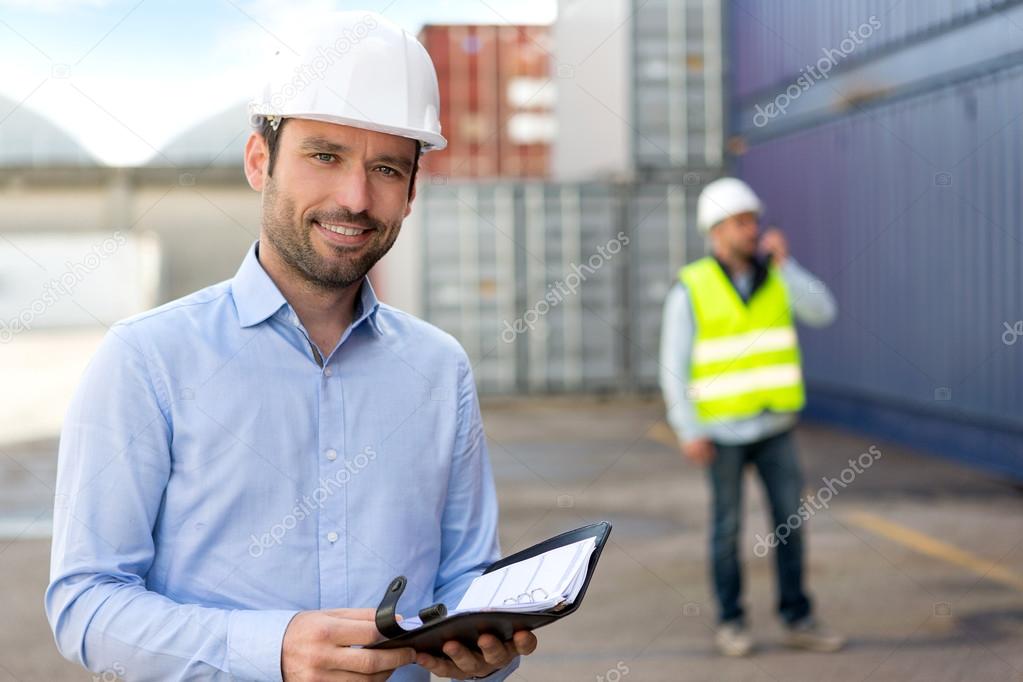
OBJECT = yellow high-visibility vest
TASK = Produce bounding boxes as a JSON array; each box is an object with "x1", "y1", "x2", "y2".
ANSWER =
[{"x1": 680, "y1": 257, "x2": 805, "y2": 422}]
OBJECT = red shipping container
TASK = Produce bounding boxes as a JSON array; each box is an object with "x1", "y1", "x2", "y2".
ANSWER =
[{"x1": 419, "y1": 24, "x2": 554, "y2": 179}]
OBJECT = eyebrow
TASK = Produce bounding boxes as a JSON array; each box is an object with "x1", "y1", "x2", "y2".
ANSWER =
[{"x1": 299, "y1": 136, "x2": 414, "y2": 173}]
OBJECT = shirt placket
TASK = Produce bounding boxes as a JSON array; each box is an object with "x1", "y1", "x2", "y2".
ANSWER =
[
  {"x1": 316, "y1": 356, "x2": 347, "y2": 607},
  {"x1": 284, "y1": 309, "x2": 348, "y2": 608}
]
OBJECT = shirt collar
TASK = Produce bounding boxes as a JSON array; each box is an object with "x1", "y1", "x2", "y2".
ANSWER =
[{"x1": 231, "y1": 241, "x2": 383, "y2": 335}]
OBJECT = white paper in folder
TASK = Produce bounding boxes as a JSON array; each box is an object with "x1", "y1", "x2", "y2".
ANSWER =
[
  {"x1": 398, "y1": 536, "x2": 597, "y2": 630},
  {"x1": 454, "y1": 536, "x2": 597, "y2": 613}
]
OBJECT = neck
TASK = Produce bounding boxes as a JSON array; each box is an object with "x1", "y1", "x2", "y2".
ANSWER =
[
  {"x1": 258, "y1": 241, "x2": 360, "y2": 355},
  {"x1": 713, "y1": 248, "x2": 753, "y2": 277}
]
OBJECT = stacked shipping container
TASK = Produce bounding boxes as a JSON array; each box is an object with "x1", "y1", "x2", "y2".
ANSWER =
[
  {"x1": 417, "y1": 1, "x2": 725, "y2": 392},
  {"x1": 418, "y1": 178, "x2": 714, "y2": 394},
  {"x1": 419, "y1": 24, "x2": 555, "y2": 179},
  {"x1": 632, "y1": 0, "x2": 724, "y2": 171}
]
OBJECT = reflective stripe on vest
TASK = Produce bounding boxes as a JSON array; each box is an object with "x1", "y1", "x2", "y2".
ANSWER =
[{"x1": 680, "y1": 257, "x2": 805, "y2": 422}]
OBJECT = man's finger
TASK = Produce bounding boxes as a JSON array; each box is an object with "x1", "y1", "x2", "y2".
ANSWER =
[
  {"x1": 416, "y1": 652, "x2": 461, "y2": 677},
  {"x1": 323, "y1": 618, "x2": 385, "y2": 646},
  {"x1": 336, "y1": 646, "x2": 416, "y2": 674},
  {"x1": 513, "y1": 630, "x2": 538, "y2": 655},
  {"x1": 321, "y1": 607, "x2": 377, "y2": 620},
  {"x1": 477, "y1": 634, "x2": 512, "y2": 666},
  {"x1": 442, "y1": 640, "x2": 485, "y2": 674}
]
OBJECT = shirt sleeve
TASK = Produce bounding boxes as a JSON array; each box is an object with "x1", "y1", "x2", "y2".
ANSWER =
[
  {"x1": 432, "y1": 355, "x2": 519, "y2": 680},
  {"x1": 659, "y1": 284, "x2": 709, "y2": 444},
  {"x1": 45, "y1": 324, "x2": 298, "y2": 682},
  {"x1": 779, "y1": 258, "x2": 837, "y2": 328}
]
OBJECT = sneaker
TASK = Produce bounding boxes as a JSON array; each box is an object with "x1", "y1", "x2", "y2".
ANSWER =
[
  {"x1": 782, "y1": 617, "x2": 846, "y2": 652},
  {"x1": 715, "y1": 622, "x2": 754, "y2": 657}
]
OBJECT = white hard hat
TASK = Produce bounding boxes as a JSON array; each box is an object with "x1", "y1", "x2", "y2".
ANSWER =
[
  {"x1": 248, "y1": 11, "x2": 447, "y2": 152},
  {"x1": 696, "y1": 177, "x2": 764, "y2": 233}
]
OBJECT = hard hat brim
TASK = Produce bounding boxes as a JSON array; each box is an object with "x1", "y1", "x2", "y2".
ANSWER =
[{"x1": 250, "y1": 109, "x2": 447, "y2": 152}]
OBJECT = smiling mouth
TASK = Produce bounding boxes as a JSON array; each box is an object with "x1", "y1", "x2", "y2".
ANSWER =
[{"x1": 316, "y1": 220, "x2": 374, "y2": 237}]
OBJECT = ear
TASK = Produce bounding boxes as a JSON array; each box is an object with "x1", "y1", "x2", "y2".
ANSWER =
[
  {"x1": 243, "y1": 132, "x2": 268, "y2": 192},
  {"x1": 404, "y1": 175, "x2": 417, "y2": 218}
]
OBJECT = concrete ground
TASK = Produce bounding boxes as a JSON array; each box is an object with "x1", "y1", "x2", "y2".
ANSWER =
[{"x1": 2, "y1": 397, "x2": 1022, "y2": 681}]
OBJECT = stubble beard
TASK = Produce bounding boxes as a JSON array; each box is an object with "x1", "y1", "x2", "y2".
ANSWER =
[{"x1": 261, "y1": 176, "x2": 401, "y2": 290}]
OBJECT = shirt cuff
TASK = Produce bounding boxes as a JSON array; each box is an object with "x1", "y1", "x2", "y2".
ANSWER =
[{"x1": 227, "y1": 609, "x2": 299, "y2": 681}]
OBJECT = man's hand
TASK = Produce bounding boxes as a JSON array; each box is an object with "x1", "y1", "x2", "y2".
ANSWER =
[
  {"x1": 282, "y1": 608, "x2": 415, "y2": 681},
  {"x1": 682, "y1": 438, "x2": 715, "y2": 466},
  {"x1": 416, "y1": 631, "x2": 537, "y2": 680},
  {"x1": 759, "y1": 227, "x2": 789, "y2": 266}
]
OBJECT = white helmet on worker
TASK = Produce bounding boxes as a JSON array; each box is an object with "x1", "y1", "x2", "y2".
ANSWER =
[
  {"x1": 248, "y1": 11, "x2": 447, "y2": 152},
  {"x1": 696, "y1": 177, "x2": 764, "y2": 233}
]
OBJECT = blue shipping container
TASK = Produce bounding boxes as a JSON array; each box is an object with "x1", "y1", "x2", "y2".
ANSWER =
[{"x1": 732, "y1": 51, "x2": 1023, "y2": 481}]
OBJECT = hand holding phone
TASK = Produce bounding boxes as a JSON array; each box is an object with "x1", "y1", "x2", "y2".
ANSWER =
[{"x1": 759, "y1": 226, "x2": 789, "y2": 267}]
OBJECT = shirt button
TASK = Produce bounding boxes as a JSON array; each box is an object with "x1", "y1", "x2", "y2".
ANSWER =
[
  {"x1": 325, "y1": 449, "x2": 338, "y2": 461},
  {"x1": 326, "y1": 531, "x2": 339, "y2": 543},
  {"x1": 324, "y1": 367, "x2": 333, "y2": 377}
]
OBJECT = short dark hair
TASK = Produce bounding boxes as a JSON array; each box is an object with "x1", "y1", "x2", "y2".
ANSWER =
[{"x1": 258, "y1": 117, "x2": 421, "y2": 199}]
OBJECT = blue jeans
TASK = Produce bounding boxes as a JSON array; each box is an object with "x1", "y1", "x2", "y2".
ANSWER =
[{"x1": 708, "y1": 428, "x2": 812, "y2": 625}]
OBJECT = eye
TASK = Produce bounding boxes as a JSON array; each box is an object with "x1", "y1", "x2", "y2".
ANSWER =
[
  {"x1": 375, "y1": 166, "x2": 400, "y2": 177},
  {"x1": 313, "y1": 153, "x2": 335, "y2": 163}
]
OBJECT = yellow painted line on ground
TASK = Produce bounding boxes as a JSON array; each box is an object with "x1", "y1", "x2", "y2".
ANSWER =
[
  {"x1": 646, "y1": 421, "x2": 679, "y2": 449},
  {"x1": 844, "y1": 510, "x2": 1023, "y2": 592}
]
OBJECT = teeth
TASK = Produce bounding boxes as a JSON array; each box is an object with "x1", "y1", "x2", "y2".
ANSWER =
[{"x1": 320, "y1": 222, "x2": 366, "y2": 237}]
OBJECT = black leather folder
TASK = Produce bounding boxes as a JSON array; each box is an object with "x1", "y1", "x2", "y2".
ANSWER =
[{"x1": 368, "y1": 521, "x2": 612, "y2": 657}]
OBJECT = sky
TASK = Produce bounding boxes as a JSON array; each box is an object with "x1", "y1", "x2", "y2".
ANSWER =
[{"x1": 0, "y1": 0, "x2": 557, "y2": 166}]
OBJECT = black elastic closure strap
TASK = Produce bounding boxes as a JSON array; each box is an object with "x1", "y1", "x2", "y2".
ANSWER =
[
  {"x1": 375, "y1": 576, "x2": 408, "y2": 639},
  {"x1": 418, "y1": 602, "x2": 448, "y2": 625}
]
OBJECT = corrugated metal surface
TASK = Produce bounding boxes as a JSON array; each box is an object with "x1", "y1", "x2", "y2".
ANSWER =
[
  {"x1": 626, "y1": 178, "x2": 710, "y2": 387},
  {"x1": 419, "y1": 178, "x2": 714, "y2": 392},
  {"x1": 732, "y1": 0, "x2": 1023, "y2": 101},
  {"x1": 419, "y1": 25, "x2": 554, "y2": 179},
  {"x1": 733, "y1": 54, "x2": 1023, "y2": 479},
  {"x1": 420, "y1": 181, "x2": 628, "y2": 393},
  {"x1": 632, "y1": 0, "x2": 724, "y2": 170},
  {"x1": 421, "y1": 183, "x2": 519, "y2": 392}
]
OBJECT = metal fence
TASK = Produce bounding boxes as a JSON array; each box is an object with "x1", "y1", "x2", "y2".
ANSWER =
[{"x1": 419, "y1": 177, "x2": 715, "y2": 394}]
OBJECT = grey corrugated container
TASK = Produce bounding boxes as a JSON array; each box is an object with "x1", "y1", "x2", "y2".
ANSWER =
[
  {"x1": 625, "y1": 177, "x2": 713, "y2": 388},
  {"x1": 419, "y1": 182, "x2": 623, "y2": 393},
  {"x1": 631, "y1": 0, "x2": 725, "y2": 170},
  {"x1": 417, "y1": 176, "x2": 718, "y2": 393}
]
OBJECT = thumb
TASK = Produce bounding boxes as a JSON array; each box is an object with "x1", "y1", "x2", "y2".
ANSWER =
[{"x1": 321, "y1": 607, "x2": 378, "y2": 621}]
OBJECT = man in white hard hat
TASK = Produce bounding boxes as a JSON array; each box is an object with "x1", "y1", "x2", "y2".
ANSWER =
[
  {"x1": 46, "y1": 12, "x2": 536, "y2": 681},
  {"x1": 659, "y1": 177, "x2": 845, "y2": 657}
]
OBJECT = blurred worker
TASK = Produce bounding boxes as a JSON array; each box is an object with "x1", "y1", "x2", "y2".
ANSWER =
[
  {"x1": 659, "y1": 177, "x2": 844, "y2": 657},
  {"x1": 46, "y1": 12, "x2": 536, "y2": 681}
]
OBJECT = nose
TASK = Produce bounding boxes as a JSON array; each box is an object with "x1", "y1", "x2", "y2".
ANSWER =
[{"x1": 332, "y1": 166, "x2": 371, "y2": 215}]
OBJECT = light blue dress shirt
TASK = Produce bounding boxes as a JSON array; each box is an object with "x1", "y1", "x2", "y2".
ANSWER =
[{"x1": 46, "y1": 242, "x2": 513, "y2": 681}]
